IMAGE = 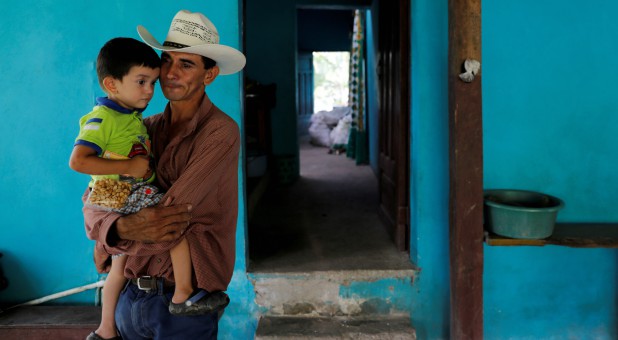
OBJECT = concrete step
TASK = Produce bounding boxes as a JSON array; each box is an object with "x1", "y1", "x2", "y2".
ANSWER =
[
  {"x1": 249, "y1": 269, "x2": 416, "y2": 318},
  {"x1": 255, "y1": 316, "x2": 416, "y2": 339},
  {"x1": 0, "y1": 306, "x2": 99, "y2": 340}
]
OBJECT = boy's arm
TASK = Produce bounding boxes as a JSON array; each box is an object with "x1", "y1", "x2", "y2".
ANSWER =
[{"x1": 69, "y1": 145, "x2": 150, "y2": 179}]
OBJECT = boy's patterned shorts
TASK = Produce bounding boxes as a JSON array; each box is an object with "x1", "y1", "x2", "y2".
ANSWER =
[{"x1": 114, "y1": 182, "x2": 164, "y2": 215}]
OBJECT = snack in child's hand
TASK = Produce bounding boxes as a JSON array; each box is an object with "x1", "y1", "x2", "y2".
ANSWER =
[{"x1": 88, "y1": 178, "x2": 132, "y2": 209}]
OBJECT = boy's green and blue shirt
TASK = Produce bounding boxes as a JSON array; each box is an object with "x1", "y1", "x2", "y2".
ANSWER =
[{"x1": 74, "y1": 97, "x2": 154, "y2": 186}]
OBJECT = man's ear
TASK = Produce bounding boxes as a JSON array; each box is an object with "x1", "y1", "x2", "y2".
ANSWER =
[
  {"x1": 102, "y1": 76, "x2": 118, "y2": 94},
  {"x1": 203, "y1": 66, "x2": 220, "y2": 86}
]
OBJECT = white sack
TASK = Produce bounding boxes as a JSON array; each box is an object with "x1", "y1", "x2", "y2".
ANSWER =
[
  {"x1": 330, "y1": 114, "x2": 353, "y2": 146},
  {"x1": 308, "y1": 113, "x2": 332, "y2": 147}
]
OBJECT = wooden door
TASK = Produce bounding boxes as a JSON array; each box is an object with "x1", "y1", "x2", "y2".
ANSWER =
[{"x1": 377, "y1": 0, "x2": 410, "y2": 251}]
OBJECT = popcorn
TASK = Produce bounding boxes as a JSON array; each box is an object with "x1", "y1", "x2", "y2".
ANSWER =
[{"x1": 88, "y1": 178, "x2": 132, "y2": 209}]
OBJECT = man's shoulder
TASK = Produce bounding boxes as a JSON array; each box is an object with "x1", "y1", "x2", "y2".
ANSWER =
[
  {"x1": 194, "y1": 107, "x2": 239, "y2": 145},
  {"x1": 208, "y1": 108, "x2": 239, "y2": 135},
  {"x1": 209, "y1": 106, "x2": 238, "y2": 128}
]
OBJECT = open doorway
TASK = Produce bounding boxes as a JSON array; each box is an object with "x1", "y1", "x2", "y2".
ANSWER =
[
  {"x1": 304, "y1": 51, "x2": 351, "y2": 154},
  {"x1": 244, "y1": 4, "x2": 411, "y2": 273},
  {"x1": 313, "y1": 51, "x2": 350, "y2": 113}
]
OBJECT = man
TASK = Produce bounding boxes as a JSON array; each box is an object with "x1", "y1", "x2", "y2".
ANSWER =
[{"x1": 83, "y1": 10, "x2": 245, "y2": 339}]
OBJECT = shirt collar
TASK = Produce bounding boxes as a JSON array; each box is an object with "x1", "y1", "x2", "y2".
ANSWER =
[
  {"x1": 162, "y1": 93, "x2": 213, "y2": 139},
  {"x1": 96, "y1": 97, "x2": 145, "y2": 114}
]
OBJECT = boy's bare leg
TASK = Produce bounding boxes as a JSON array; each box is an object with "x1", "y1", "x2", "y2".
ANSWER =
[
  {"x1": 168, "y1": 237, "x2": 230, "y2": 315},
  {"x1": 170, "y1": 238, "x2": 193, "y2": 304},
  {"x1": 95, "y1": 255, "x2": 126, "y2": 338}
]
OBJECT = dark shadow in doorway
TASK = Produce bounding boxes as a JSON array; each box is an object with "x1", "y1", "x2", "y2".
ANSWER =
[{"x1": 248, "y1": 138, "x2": 413, "y2": 273}]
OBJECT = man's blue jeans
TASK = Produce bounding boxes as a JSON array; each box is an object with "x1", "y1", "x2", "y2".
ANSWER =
[{"x1": 115, "y1": 282, "x2": 218, "y2": 339}]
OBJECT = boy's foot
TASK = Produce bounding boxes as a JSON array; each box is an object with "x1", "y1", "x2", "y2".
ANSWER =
[
  {"x1": 168, "y1": 290, "x2": 230, "y2": 316},
  {"x1": 85, "y1": 331, "x2": 122, "y2": 340}
]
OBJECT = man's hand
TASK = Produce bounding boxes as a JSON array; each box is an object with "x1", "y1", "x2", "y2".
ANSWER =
[{"x1": 115, "y1": 199, "x2": 192, "y2": 243}]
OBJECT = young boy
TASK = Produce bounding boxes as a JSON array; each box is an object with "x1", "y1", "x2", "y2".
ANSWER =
[{"x1": 69, "y1": 37, "x2": 201, "y2": 340}]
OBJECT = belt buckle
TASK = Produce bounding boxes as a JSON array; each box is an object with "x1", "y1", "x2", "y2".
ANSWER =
[{"x1": 137, "y1": 276, "x2": 153, "y2": 291}]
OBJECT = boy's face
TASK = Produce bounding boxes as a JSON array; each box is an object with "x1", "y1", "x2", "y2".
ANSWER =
[{"x1": 109, "y1": 65, "x2": 160, "y2": 110}]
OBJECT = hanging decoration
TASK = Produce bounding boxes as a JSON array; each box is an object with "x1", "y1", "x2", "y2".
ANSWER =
[{"x1": 347, "y1": 9, "x2": 368, "y2": 164}]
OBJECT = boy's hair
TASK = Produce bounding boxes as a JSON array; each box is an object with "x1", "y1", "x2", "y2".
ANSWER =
[{"x1": 96, "y1": 37, "x2": 160, "y2": 85}]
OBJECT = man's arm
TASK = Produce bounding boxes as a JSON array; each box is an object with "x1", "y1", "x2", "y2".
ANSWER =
[
  {"x1": 114, "y1": 197, "x2": 193, "y2": 244},
  {"x1": 83, "y1": 190, "x2": 192, "y2": 257}
]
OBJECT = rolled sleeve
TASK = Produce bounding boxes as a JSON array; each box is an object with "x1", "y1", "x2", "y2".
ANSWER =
[{"x1": 82, "y1": 188, "x2": 125, "y2": 251}]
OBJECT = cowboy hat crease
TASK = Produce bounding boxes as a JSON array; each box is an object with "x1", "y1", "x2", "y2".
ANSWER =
[{"x1": 137, "y1": 10, "x2": 246, "y2": 75}]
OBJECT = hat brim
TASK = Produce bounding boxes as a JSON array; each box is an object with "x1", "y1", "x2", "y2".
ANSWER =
[{"x1": 137, "y1": 25, "x2": 246, "y2": 75}]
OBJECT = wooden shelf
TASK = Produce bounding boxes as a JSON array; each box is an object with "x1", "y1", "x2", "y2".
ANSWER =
[{"x1": 484, "y1": 223, "x2": 618, "y2": 248}]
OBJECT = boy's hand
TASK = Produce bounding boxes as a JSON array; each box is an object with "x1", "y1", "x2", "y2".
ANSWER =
[{"x1": 125, "y1": 156, "x2": 151, "y2": 179}]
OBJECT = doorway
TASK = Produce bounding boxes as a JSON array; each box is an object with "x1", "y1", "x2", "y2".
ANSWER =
[{"x1": 244, "y1": 3, "x2": 411, "y2": 273}]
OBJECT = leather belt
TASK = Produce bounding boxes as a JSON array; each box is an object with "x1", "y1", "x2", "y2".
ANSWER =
[{"x1": 130, "y1": 276, "x2": 174, "y2": 291}]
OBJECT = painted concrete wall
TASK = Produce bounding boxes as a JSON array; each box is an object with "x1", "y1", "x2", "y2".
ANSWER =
[
  {"x1": 410, "y1": 0, "x2": 618, "y2": 338},
  {"x1": 408, "y1": 1, "x2": 450, "y2": 338},
  {"x1": 0, "y1": 1, "x2": 257, "y2": 338},
  {"x1": 245, "y1": 0, "x2": 299, "y2": 157},
  {"x1": 482, "y1": 1, "x2": 618, "y2": 338},
  {"x1": 298, "y1": 9, "x2": 354, "y2": 53},
  {"x1": 365, "y1": 10, "x2": 380, "y2": 174}
]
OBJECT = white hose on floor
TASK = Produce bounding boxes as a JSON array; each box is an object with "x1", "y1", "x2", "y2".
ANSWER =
[{"x1": 4, "y1": 280, "x2": 105, "y2": 311}]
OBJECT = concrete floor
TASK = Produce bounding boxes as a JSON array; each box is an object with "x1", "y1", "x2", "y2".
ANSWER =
[{"x1": 248, "y1": 139, "x2": 414, "y2": 273}]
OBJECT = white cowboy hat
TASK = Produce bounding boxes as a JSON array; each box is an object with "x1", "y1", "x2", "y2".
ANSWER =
[{"x1": 137, "y1": 10, "x2": 246, "y2": 75}]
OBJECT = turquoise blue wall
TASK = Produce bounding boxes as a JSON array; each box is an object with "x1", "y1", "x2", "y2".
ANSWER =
[
  {"x1": 365, "y1": 10, "x2": 380, "y2": 174},
  {"x1": 408, "y1": 0, "x2": 618, "y2": 338},
  {"x1": 0, "y1": 1, "x2": 257, "y2": 338},
  {"x1": 245, "y1": 0, "x2": 298, "y2": 156},
  {"x1": 483, "y1": 1, "x2": 618, "y2": 338},
  {"x1": 409, "y1": 0, "x2": 450, "y2": 338}
]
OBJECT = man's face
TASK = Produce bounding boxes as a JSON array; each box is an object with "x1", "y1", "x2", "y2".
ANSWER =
[{"x1": 160, "y1": 51, "x2": 208, "y2": 102}]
